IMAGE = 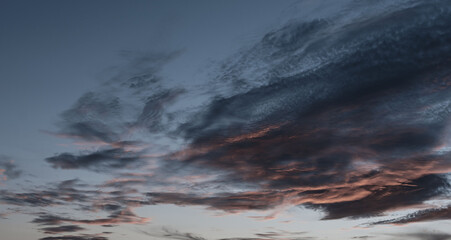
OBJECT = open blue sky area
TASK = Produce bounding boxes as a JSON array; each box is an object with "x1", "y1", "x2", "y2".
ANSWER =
[{"x1": 0, "y1": 1, "x2": 450, "y2": 240}]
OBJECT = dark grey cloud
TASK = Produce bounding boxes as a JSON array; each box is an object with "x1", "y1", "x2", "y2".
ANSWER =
[
  {"x1": 146, "y1": 174, "x2": 449, "y2": 218},
  {"x1": 136, "y1": 88, "x2": 185, "y2": 132},
  {"x1": 305, "y1": 174, "x2": 450, "y2": 220},
  {"x1": 140, "y1": 227, "x2": 207, "y2": 240},
  {"x1": 44, "y1": 50, "x2": 187, "y2": 181},
  {"x1": 220, "y1": 236, "x2": 315, "y2": 240},
  {"x1": 100, "y1": 225, "x2": 116, "y2": 228},
  {"x1": 0, "y1": 179, "x2": 94, "y2": 207},
  {"x1": 52, "y1": 50, "x2": 184, "y2": 145},
  {"x1": 32, "y1": 207, "x2": 149, "y2": 226},
  {"x1": 0, "y1": 178, "x2": 151, "y2": 230},
  {"x1": 220, "y1": 238, "x2": 316, "y2": 240},
  {"x1": 141, "y1": 228, "x2": 310, "y2": 240},
  {"x1": 252, "y1": 230, "x2": 311, "y2": 240},
  {"x1": 15, "y1": 191, "x2": 90, "y2": 208},
  {"x1": 41, "y1": 225, "x2": 86, "y2": 234},
  {"x1": 46, "y1": 148, "x2": 145, "y2": 171},
  {"x1": 387, "y1": 232, "x2": 451, "y2": 240},
  {"x1": 112, "y1": 50, "x2": 183, "y2": 90},
  {"x1": 371, "y1": 205, "x2": 451, "y2": 225},
  {"x1": 100, "y1": 204, "x2": 122, "y2": 212},
  {"x1": 57, "y1": 92, "x2": 122, "y2": 143},
  {"x1": 0, "y1": 155, "x2": 22, "y2": 180},
  {"x1": 33, "y1": 214, "x2": 69, "y2": 226},
  {"x1": 28, "y1": 184, "x2": 151, "y2": 227},
  {"x1": 147, "y1": 191, "x2": 283, "y2": 212},
  {"x1": 38, "y1": 235, "x2": 108, "y2": 240},
  {"x1": 0, "y1": 191, "x2": 58, "y2": 207}
]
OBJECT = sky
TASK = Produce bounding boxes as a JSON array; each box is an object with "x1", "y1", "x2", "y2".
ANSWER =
[{"x1": 0, "y1": 0, "x2": 450, "y2": 240}]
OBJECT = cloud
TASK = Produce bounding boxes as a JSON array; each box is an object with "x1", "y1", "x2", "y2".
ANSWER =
[
  {"x1": 48, "y1": 50, "x2": 185, "y2": 148},
  {"x1": 141, "y1": 228, "x2": 311, "y2": 240},
  {"x1": 250, "y1": 230, "x2": 311, "y2": 240},
  {"x1": 32, "y1": 207, "x2": 149, "y2": 226},
  {"x1": 54, "y1": 91, "x2": 124, "y2": 144},
  {"x1": 0, "y1": 179, "x2": 96, "y2": 207},
  {"x1": 140, "y1": 227, "x2": 207, "y2": 240},
  {"x1": 41, "y1": 225, "x2": 86, "y2": 234},
  {"x1": 371, "y1": 205, "x2": 451, "y2": 225},
  {"x1": 147, "y1": 191, "x2": 284, "y2": 212},
  {"x1": 1, "y1": 178, "x2": 151, "y2": 234},
  {"x1": 18, "y1": 0, "x2": 451, "y2": 234},
  {"x1": 306, "y1": 174, "x2": 450, "y2": 219},
  {"x1": 0, "y1": 155, "x2": 22, "y2": 181},
  {"x1": 32, "y1": 214, "x2": 69, "y2": 226},
  {"x1": 112, "y1": 50, "x2": 183, "y2": 90},
  {"x1": 219, "y1": 238, "x2": 316, "y2": 240},
  {"x1": 0, "y1": 191, "x2": 59, "y2": 207},
  {"x1": 1, "y1": 2, "x2": 449, "y2": 240},
  {"x1": 160, "y1": 0, "x2": 451, "y2": 220},
  {"x1": 45, "y1": 147, "x2": 146, "y2": 171},
  {"x1": 146, "y1": 174, "x2": 449, "y2": 219},
  {"x1": 23, "y1": 182, "x2": 151, "y2": 227},
  {"x1": 387, "y1": 231, "x2": 451, "y2": 240},
  {"x1": 38, "y1": 235, "x2": 108, "y2": 240},
  {"x1": 100, "y1": 225, "x2": 116, "y2": 228},
  {"x1": 135, "y1": 88, "x2": 186, "y2": 133}
]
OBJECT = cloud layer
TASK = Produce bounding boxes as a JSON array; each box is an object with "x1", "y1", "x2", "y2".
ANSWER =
[{"x1": 1, "y1": 0, "x2": 450, "y2": 239}]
